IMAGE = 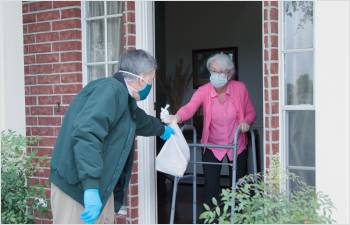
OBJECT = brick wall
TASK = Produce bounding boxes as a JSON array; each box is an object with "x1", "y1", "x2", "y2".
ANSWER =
[
  {"x1": 263, "y1": 1, "x2": 280, "y2": 171},
  {"x1": 22, "y1": 1, "x2": 138, "y2": 224}
]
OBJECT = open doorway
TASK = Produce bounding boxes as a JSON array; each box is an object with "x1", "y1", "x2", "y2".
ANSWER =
[{"x1": 154, "y1": 2, "x2": 263, "y2": 223}]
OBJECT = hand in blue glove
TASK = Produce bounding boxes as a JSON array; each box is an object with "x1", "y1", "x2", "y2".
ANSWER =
[
  {"x1": 160, "y1": 125, "x2": 175, "y2": 140},
  {"x1": 80, "y1": 189, "x2": 102, "y2": 224}
]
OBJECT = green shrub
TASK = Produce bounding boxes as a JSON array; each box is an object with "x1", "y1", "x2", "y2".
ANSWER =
[
  {"x1": 1, "y1": 130, "x2": 49, "y2": 224},
  {"x1": 199, "y1": 154, "x2": 334, "y2": 224}
]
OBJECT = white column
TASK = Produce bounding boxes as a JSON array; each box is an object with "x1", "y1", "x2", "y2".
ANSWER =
[
  {"x1": 0, "y1": 1, "x2": 26, "y2": 135},
  {"x1": 135, "y1": 1, "x2": 157, "y2": 224},
  {"x1": 315, "y1": 1, "x2": 349, "y2": 223}
]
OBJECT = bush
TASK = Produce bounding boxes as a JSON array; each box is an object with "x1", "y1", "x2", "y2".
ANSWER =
[
  {"x1": 199, "y1": 154, "x2": 334, "y2": 224},
  {"x1": 1, "y1": 130, "x2": 49, "y2": 224}
]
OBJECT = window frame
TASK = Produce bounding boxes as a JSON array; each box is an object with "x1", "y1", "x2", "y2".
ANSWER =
[
  {"x1": 279, "y1": 1, "x2": 316, "y2": 191},
  {"x1": 81, "y1": 1, "x2": 123, "y2": 85}
]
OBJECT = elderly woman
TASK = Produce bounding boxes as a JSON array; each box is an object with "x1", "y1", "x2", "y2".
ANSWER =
[{"x1": 162, "y1": 53, "x2": 256, "y2": 207}]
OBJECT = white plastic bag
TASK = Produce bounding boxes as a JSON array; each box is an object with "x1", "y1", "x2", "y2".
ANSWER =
[{"x1": 156, "y1": 105, "x2": 190, "y2": 177}]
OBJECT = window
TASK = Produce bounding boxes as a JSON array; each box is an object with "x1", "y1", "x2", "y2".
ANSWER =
[
  {"x1": 281, "y1": 1, "x2": 315, "y2": 191},
  {"x1": 82, "y1": 1, "x2": 123, "y2": 83}
]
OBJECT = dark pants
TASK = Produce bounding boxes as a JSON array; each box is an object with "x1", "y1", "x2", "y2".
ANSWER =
[{"x1": 202, "y1": 149, "x2": 248, "y2": 207}]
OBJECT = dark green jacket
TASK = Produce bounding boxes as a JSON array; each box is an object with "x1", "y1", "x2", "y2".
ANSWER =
[{"x1": 49, "y1": 73, "x2": 164, "y2": 213}]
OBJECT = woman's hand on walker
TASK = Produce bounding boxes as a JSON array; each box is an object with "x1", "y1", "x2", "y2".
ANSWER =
[{"x1": 239, "y1": 122, "x2": 250, "y2": 132}]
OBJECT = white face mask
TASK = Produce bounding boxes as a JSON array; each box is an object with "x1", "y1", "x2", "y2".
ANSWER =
[{"x1": 210, "y1": 72, "x2": 228, "y2": 88}]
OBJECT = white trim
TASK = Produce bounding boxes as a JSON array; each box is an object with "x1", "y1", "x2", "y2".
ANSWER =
[
  {"x1": 0, "y1": 1, "x2": 26, "y2": 135},
  {"x1": 135, "y1": 1, "x2": 157, "y2": 224}
]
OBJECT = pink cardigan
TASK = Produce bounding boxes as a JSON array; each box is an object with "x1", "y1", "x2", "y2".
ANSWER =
[{"x1": 176, "y1": 80, "x2": 256, "y2": 156}]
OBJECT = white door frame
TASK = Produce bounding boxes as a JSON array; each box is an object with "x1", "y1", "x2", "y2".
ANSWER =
[{"x1": 135, "y1": 1, "x2": 158, "y2": 224}]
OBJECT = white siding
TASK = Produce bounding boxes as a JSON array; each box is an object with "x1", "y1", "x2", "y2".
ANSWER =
[{"x1": 0, "y1": 1, "x2": 26, "y2": 135}]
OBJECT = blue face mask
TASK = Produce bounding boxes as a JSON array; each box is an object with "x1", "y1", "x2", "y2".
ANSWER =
[
  {"x1": 210, "y1": 72, "x2": 228, "y2": 88},
  {"x1": 120, "y1": 70, "x2": 152, "y2": 100}
]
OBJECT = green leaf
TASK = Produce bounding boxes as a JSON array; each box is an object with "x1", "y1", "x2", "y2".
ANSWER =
[
  {"x1": 215, "y1": 206, "x2": 221, "y2": 216},
  {"x1": 203, "y1": 203, "x2": 210, "y2": 211},
  {"x1": 212, "y1": 197, "x2": 217, "y2": 206}
]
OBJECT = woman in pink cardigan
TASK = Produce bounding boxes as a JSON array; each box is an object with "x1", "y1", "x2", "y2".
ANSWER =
[{"x1": 162, "y1": 53, "x2": 256, "y2": 208}]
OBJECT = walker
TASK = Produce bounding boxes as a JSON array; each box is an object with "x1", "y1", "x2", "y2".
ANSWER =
[{"x1": 168, "y1": 125, "x2": 258, "y2": 224}]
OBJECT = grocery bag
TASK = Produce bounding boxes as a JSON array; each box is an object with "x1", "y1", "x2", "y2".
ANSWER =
[{"x1": 156, "y1": 105, "x2": 190, "y2": 177}]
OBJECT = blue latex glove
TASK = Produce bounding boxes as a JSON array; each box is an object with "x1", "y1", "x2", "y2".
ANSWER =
[
  {"x1": 80, "y1": 189, "x2": 102, "y2": 224},
  {"x1": 160, "y1": 125, "x2": 175, "y2": 140}
]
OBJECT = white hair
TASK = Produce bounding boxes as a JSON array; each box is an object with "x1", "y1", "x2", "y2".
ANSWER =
[
  {"x1": 206, "y1": 53, "x2": 235, "y2": 72},
  {"x1": 118, "y1": 49, "x2": 157, "y2": 81}
]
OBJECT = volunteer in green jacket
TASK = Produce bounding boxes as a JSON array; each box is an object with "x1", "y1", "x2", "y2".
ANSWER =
[{"x1": 49, "y1": 49, "x2": 175, "y2": 224}]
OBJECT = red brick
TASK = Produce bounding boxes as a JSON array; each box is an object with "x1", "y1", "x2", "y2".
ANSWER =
[
  {"x1": 23, "y1": 14, "x2": 36, "y2": 23},
  {"x1": 130, "y1": 173, "x2": 138, "y2": 184},
  {"x1": 41, "y1": 219, "x2": 53, "y2": 224},
  {"x1": 54, "y1": 84, "x2": 82, "y2": 94},
  {"x1": 30, "y1": 85, "x2": 53, "y2": 95},
  {"x1": 27, "y1": 22, "x2": 51, "y2": 33},
  {"x1": 265, "y1": 102, "x2": 279, "y2": 114},
  {"x1": 271, "y1": 35, "x2": 278, "y2": 48},
  {"x1": 34, "y1": 168, "x2": 51, "y2": 177},
  {"x1": 35, "y1": 219, "x2": 42, "y2": 224},
  {"x1": 130, "y1": 196, "x2": 138, "y2": 206},
  {"x1": 52, "y1": 41, "x2": 81, "y2": 51},
  {"x1": 62, "y1": 95, "x2": 75, "y2": 104},
  {"x1": 264, "y1": 76, "x2": 279, "y2": 88},
  {"x1": 61, "y1": 8, "x2": 81, "y2": 19},
  {"x1": 53, "y1": 63, "x2": 81, "y2": 73},
  {"x1": 28, "y1": 64, "x2": 53, "y2": 74},
  {"x1": 23, "y1": 3, "x2": 29, "y2": 13},
  {"x1": 271, "y1": 116, "x2": 279, "y2": 128},
  {"x1": 53, "y1": 127, "x2": 61, "y2": 136},
  {"x1": 36, "y1": 53, "x2": 59, "y2": 63},
  {"x1": 24, "y1": 46, "x2": 29, "y2": 55},
  {"x1": 31, "y1": 157, "x2": 51, "y2": 167},
  {"x1": 24, "y1": 55, "x2": 36, "y2": 64},
  {"x1": 60, "y1": 52, "x2": 81, "y2": 62},
  {"x1": 271, "y1": 49, "x2": 278, "y2": 60},
  {"x1": 127, "y1": 35, "x2": 136, "y2": 46},
  {"x1": 127, "y1": 12, "x2": 135, "y2": 22},
  {"x1": 270, "y1": 1, "x2": 278, "y2": 7},
  {"x1": 38, "y1": 95, "x2": 61, "y2": 105},
  {"x1": 264, "y1": 49, "x2": 269, "y2": 61},
  {"x1": 26, "y1": 116, "x2": 38, "y2": 126},
  {"x1": 25, "y1": 86, "x2": 30, "y2": 95},
  {"x1": 36, "y1": 32, "x2": 59, "y2": 42},
  {"x1": 28, "y1": 44, "x2": 51, "y2": 53},
  {"x1": 25, "y1": 76, "x2": 36, "y2": 86},
  {"x1": 54, "y1": 106, "x2": 68, "y2": 115},
  {"x1": 130, "y1": 207, "x2": 138, "y2": 218},
  {"x1": 29, "y1": 1, "x2": 53, "y2": 12},
  {"x1": 270, "y1": 63, "x2": 278, "y2": 74},
  {"x1": 61, "y1": 73, "x2": 82, "y2": 83},
  {"x1": 31, "y1": 127, "x2": 54, "y2": 136},
  {"x1": 36, "y1": 11, "x2": 60, "y2": 22},
  {"x1": 53, "y1": 1, "x2": 81, "y2": 8},
  {"x1": 128, "y1": 24, "x2": 136, "y2": 34},
  {"x1": 25, "y1": 96, "x2": 37, "y2": 105},
  {"x1": 60, "y1": 30, "x2": 81, "y2": 40},
  {"x1": 264, "y1": 63, "x2": 268, "y2": 75},
  {"x1": 264, "y1": 8, "x2": 268, "y2": 20},
  {"x1": 31, "y1": 106, "x2": 53, "y2": 115},
  {"x1": 265, "y1": 143, "x2": 279, "y2": 154},
  {"x1": 52, "y1": 19, "x2": 81, "y2": 30},
  {"x1": 38, "y1": 117, "x2": 61, "y2": 126},
  {"x1": 271, "y1": 21, "x2": 278, "y2": 33},
  {"x1": 37, "y1": 75, "x2": 60, "y2": 84},
  {"x1": 129, "y1": 185, "x2": 138, "y2": 195},
  {"x1": 24, "y1": 34, "x2": 35, "y2": 45},
  {"x1": 271, "y1": 89, "x2": 279, "y2": 101},
  {"x1": 270, "y1": 8, "x2": 278, "y2": 20},
  {"x1": 265, "y1": 130, "x2": 279, "y2": 142},
  {"x1": 127, "y1": 1, "x2": 135, "y2": 10},
  {"x1": 23, "y1": 25, "x2": 28, "y2": 34},
  {"x1": 26, "y1": 127, "x2": 32, "y2": 136}
]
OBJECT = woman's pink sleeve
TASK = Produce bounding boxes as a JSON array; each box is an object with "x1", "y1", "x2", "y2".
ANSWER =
[
  {"x1": 242, "y1": 85, "x2": 256, "y2": 125},
  {"x1": 176, "y1": 88, "x2": 204, "y2": 122}
]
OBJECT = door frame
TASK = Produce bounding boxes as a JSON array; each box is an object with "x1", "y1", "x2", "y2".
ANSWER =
[{"x1": 135, "y1": 1, "x2": 158, "y2": 224}]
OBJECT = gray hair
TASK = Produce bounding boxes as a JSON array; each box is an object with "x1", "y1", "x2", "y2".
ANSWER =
[
  {"x1": 118, "y1": 49, "x2": 157, "y2": 81},
  {"x1": 206, "y1": 53, "x2": 235, "y2": 72}
]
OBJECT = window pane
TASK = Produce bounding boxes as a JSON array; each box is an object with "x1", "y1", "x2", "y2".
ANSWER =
[
  {"x1": 86, "y1": 1, "x2": 105, "y2": 17},
  {"x1": 88, "y1": 65, "x2": 106, "y2": 81},
  {"x1": 87, "y1": 19, "x2": 105, "y2": 63},
  {"x1": 287, "y1": 111, "x2": 315, "y2": 167},
  {"x1": 285, "y1": 52, "x2": 313, "y2": 105},
  {"x1": 289, "y1": 169, "x2": 315, "y2": 191},
  {"x1": 107, "y1": 1, "x2": 123, "y2": 15},
  {"x1": 107, "y1": 17, "x2": 122, "y2": 62},
  {"x1": 284, "y1": 1, "x2": 313, "y2": 49},
  {"x1": 108, "y1": 63, "x2": 118, "y2": 75}
]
